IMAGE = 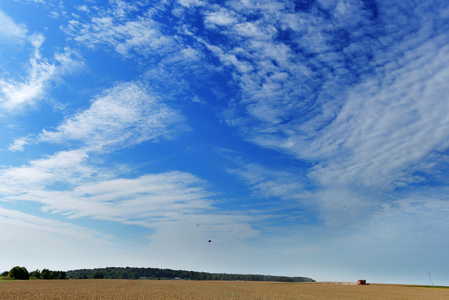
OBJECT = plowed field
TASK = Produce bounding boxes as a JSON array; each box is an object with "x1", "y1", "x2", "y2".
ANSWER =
[{"x1": 1, "y1": 280, "x2": 448, "y2": 299}]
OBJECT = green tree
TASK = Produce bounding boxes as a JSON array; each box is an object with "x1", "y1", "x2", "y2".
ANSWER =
[
  {"x1": 93, "y1": 271, "x2": 104, "y2": 279},
  {"x1": 8, "y1": 266, "x2": 29, "y2": 280},
  {"x1": 41, "y1": 269, "x2": 51, "y2": 280},
  {"x1": 30, "y1": 270, "x2": 41, "y2": 279},
  {"x1": 58, "y1": 272, "x2": 67, "y2": 279}
]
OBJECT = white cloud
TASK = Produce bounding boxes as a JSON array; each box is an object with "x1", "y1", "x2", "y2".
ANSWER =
[
  {"x1": 302, "y1": 37, "x2": 449, "y2": 189},
  {"x1": 67, "y1": 4, "x2": 177, "y2": 59},
  {"x1": 0, "y1": 152, "x2": 259, "y2": 250},
  {"x1": 20, "y1": 0, "x2": 46, "y2": 3},
  {"x1": 0, "y1": 15, "x2": 84, "y2": 114},
  {"x1": 33, "y1": 81, "x2": 187, "y2": 152},
  {"x1": 178, "y1": 0, "x2": 205, "y2": 8},
  {"x1": 8, "y1": 136, "x2": 30, "y2": 152},
  {"x1": 226, "y1": 0, "x2": 287, "y2": 15},
  {"x1": 3, "y1": 171, "x2": 212, "y2": 221},
  {"x1": 204, "y1": 9, "x2": 238, "y2": 27},
  {"x1": 0, "y1": 10, "x2": 28, "y2": 41},
  {"x1": 0, "y1": 54, "x2": 55, "y2": 112},
  {"x1": 0, "y1": 150, "x2": 95, "y2": 194},
  {"x1": 54, "y1": 48, "x2": 86, "y2": 75},
  {"x1": 196, "y1": 0, "x2": 383, "y2": 139},
  {"x1": 230, "y1": 163, "x2": 306, "y2": 201},
  {"x1": 0, "y1": 148, "x2": 230, "y2": 232},
  {"x1": 109, "y1": 0, "x2": 139, "y2": 18},
  {"x1": 76, "y1": 5, "x2": 90, "y2": 13},
  {"x1": 0, "y1": 32, "x2": 60, "y2": 113},
  {"x1": 233, "y1": 21, "x2": 277, "y2": 40}
]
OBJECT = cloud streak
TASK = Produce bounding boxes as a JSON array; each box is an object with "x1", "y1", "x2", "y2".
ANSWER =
[
  {"x1": 39, "y1": 82, "x2": 187, "y2": 151},
  {"x1": 0, "y1": 34, "x2": 55, "y2": 112},
  {"x1": 0, "y1": 10, "x2": 28, "y2": 41},
  {"x1": 11, "y1": 81, "x2": 187, "y2": 153},
  {"x1": 0, "y1": 10, "x2": 85, "y2": 114},
  {"x1": 65, "y1": 1, "x2": 177, "y2": 60},
  {"x1": 298, "y1": 34, "x2": 449, "y2": 190},
  {"x1": 0, "y1": 151, "x2": 259, "y2": 248},
  {"x1": 230, "y1": 163, "x2": 306, "y2": 202},
  {"x1": 3, "y1": 170, "x2": 212, "y2": 223}
]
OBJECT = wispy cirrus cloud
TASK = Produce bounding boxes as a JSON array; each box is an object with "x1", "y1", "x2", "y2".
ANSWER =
[
  {"x1": 2, "y1": 169, "x2": 211, "y2": 223},
  {"x1": 233, "y1": 32, "x2": 449, "y2": 223},
  {"x1": 229, "y1": 163, "x2": 306, "y2": 202},
  {"x1": 0, "y1": 10, "x2": 85, "y2": 114},
  {"x1": 65, "y1": 1, "x2": 176, "y2": 60},
  {"x1": 178, "y1": 0, "x2": 205, "y2": 8},
  {"x1": 11, "y1": 81, "x2": 187, "y2": 152},
  {"x1": 0, "y1": 150, "x2": 258, "y2": 246},
  {"x1": 178, "y1": 0, "x2": 449, "y2": 226},
  {"x1": 0, "y1": 150, "x2": 97, "y2": 193},
  {"x1": 0, "y1": 10, "x2": 28, "y2": 41},
  {"x1": 298, "y1": 35, "x2": 449, "y2": 189},
  {"x1": 64, "y1": 1, "x2": 213, "y2": 81},
  {"x1": 0, "y1": 34, "x2": 55, "y2": 112},
  {"x1": 204, "y1": 8, "x2": 238, "y2": 27},
  {"x1": 202, "y1": 0, "x2": 380, "y2": 131}
]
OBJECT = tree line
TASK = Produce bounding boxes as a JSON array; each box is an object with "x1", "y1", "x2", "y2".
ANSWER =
[
  {"x1": 66, "y1": 267, "x2": 315, "y2": 282},
  {"x1": 1, "y1": 266, "x2": 67, "y2": 280},
  {"x1": 2, "y1": 266, "x2": 315, "y2": 282}
]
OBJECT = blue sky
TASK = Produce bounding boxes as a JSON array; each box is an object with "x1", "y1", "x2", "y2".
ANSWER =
[{"x1": 1, "y1": 0, "x2": 449, "y2": 285}]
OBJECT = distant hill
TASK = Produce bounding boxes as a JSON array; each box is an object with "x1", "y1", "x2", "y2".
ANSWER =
[{"x1": 67, "y1": 267, "x2": 315, "y2": 282}]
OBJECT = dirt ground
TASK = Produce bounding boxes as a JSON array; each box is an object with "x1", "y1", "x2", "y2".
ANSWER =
[{"x1": 1, "y1": 279, "x2": 448, "y2": 299}]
